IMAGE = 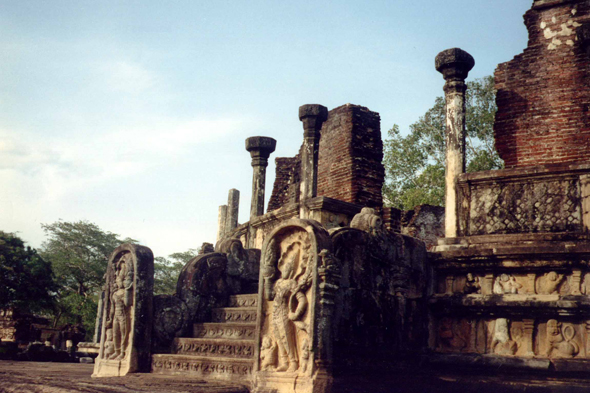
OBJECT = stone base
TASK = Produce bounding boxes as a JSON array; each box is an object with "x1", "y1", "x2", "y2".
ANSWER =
[
  {"x1": 92, "y1": 357, "x2": 134, "y2": 377},
  {"x1": 254, "y1": 371, "x2": 332, "y2": 393}
]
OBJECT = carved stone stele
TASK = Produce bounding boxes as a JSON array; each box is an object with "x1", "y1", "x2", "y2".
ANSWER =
[
  {"x1": 254, "y1": 219, "x2": 336, "y2": 393},
  {"x1": 93, "y1": 244, "x2": 154, "y2": 377}
]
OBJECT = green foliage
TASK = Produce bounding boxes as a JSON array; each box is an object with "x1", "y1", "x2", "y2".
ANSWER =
[
  {"x1": 39, "y1": 220, "x2": 137, "y2": 336},
  {"x1": 383, "y1": 76, "x2": 503, "y2": 210},
  {"x1": 154, "y1": 249, "x2": 198, "y2": 295},
  {"x1": 0, "y1": 231, "x2": 56, "y2": 313}
]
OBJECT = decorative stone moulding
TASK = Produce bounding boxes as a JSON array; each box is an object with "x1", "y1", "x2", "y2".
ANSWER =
[
  {"x1": 93, "y1": 244, "x2": 154, "y2": 377},
  {"x1": 254, "y1": 219, "x2": 338, "y2": 393}
]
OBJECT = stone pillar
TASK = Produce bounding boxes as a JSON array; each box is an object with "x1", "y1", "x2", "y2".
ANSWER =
[
  {"x1": 246, "y1": 137, "x2": 277, "y2": 218},
  {"x1": 435, "y1": 48, "x2": 474, "y2": 238},
  {"x1": 246, "y1": 136, "x2": 276, "y2": 248},
  {"x1": 217, "y1": 205, "x2": 228, "y2": 242},
  {"x1": 299, "y1": 104, "x2": 328, "y2": 218},
  {"x1": 225, "y1": 189, "x2": 240, "y2": 236}
]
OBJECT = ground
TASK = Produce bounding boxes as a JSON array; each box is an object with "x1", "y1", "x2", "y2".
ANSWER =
[
  {"x1": 0, "y1": 361, "x2": 248, "y2": 393},
  {"x1": 5, "y1": 360, "x2": 590, "y2": 392}
]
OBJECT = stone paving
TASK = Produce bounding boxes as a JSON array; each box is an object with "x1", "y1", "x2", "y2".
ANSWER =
[{"x1": 0, "y1": 360, "x2": 248, "y2": 393}]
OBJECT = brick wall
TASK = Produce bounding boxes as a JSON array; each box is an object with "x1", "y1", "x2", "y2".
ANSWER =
[
  {"x1": 267, "y1": 154, "x2": 300, "y2": 212},
  {"x1": 494, "y1": 0, "x2": 590, "y2": 168},
  {"x1": 317, "y1": 104, "x2": 384, "y2": 208},
  {"x1": 267, "y1": 104, "x2": 384, "y2": 212}
]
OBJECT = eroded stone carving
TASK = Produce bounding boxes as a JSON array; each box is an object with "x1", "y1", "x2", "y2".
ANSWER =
[
  {"x1": 463, "y1": 273, "x2": 481, "y2": 294},
  {"x1": 93, "y1": 244, "x2": 154, "y2": 377},
  {"x1": 104, "y1": 252, "x2": 134, "y2": 361},
  {"x1": 538, "y1": 271, "x2": 564, "y2": 295},
  {"x1": 438, "y1": 318, "x2": 469, "y2": 352},
  {"x1": 263, "y1": 237, "x2": 312, "y2": 372},
  {"x1": 350, "y1": 207, "x2": 383, "y2": 234},
  {"x1": 546, "y1": 319, "x2": 579, "y2": 358},
  {"x1": 492, "y1": 318, "x2": 517, "y2": 356},
  {"x1": 255, "y1": 219, "x2": 334, "y2": 393},
  {"x1": 260, "y1": 336, "x2": 277, "y2": 371},
  {"x1": 493, "y1": 274, "x2": 522, "y2": 294}
]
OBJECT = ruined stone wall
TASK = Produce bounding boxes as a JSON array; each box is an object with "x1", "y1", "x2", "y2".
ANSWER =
[
  {"x1": 317, "y1": 104, "x2": 384, "y2": 208},
  {"x1": 494, "y1": 0, "x2": 590, "y2": 168},
  {"x1": 267, "y1": 155, "x2": 300, "y2": 212},
  {"x1": 267, "y1": 104, "x2": 384, "y2": 213}
]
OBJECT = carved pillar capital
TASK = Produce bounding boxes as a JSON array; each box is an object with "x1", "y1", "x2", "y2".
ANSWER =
[{"x1": 246, "y1": 136, "x2": 277, "y2": 168}]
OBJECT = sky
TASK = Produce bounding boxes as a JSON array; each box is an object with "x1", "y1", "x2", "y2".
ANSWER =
[{"x1": 0, "y1": 0, "x2": 532, "y2": 259}]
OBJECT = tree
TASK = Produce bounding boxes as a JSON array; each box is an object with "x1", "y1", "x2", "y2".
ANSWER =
[
  {"x1": 39, "y1": 220, "x2": 137, "y2": 335},
  {"x1": 0, "y1": 231, "x2": 56, "y2": 313},
  {"x1": 383, "y1": 75, "x2": 503, "y2": 210},
  {"x1": 154, "y1": 249, "x2": 198, "y2": 295}
]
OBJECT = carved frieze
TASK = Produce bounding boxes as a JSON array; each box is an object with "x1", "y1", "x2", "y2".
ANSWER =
[
  {"x1": 152, "y1": 355, "x2": 253, "y2": 376},
  {"x1": 438, "y1": 269, "x2": 587, "y2": 296},
  {"x1": 174, "y1": 338, "x2": 254, "y2": 359},
  {"x1": 433, "y1": 317, "x2": 590, "y2": 359}
]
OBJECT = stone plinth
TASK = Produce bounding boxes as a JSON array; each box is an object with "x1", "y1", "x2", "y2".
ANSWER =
[
  {"x1": 93, "y1": 244, "x2": 154, "y2": 377},
  {"x1": 429, "y1": 162, "x2": 590, "y2": 367}
]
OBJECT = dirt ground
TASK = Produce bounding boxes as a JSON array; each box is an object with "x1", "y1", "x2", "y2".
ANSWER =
[{"x1": 0, "y1": 360, "x2": 249, "y2": 393}]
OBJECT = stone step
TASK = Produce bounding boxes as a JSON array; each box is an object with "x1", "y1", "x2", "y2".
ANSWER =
[
  {"x1": 151, "y1": 353, "x2": 253, "y2": 381},
  {"x1": 228, "y1": 294, "x2": 258, "y2": 308},
  {"x1": 172, "y1": 337, "x2": 255, "y2": 359},
  {"x1": 211, "y1": 307, "x2": 257, "y2": 323},
  {"x1": 193, "y1": 322, "x2": 256, "y2": 340}
]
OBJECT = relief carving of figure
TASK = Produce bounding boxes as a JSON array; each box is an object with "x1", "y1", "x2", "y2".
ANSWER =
[
  {"x1": 491, "y1": 318, "x2": 517, "y2": 356},
  {"x1": 539, "y1": 271, "x2": 564, "y2": 295},
  {"x1": 493, "y1": 274, "x2": 522, "y2": 294},
  {"x1": 546, "y1": 319, "x2": 579, "y2": 358},
  {"x1": 463, "y1": 273, "x2": 481, "y2": 294},
  {"x1": 263, "y1": 238, "x2": 312, "y2": 373},
  {"x1": 260, "y1": 336, "x2": 277, "y2": 371},
  {"x1": 438, "y1": 318, "x2": 467, "y2": 352},
  {"x1": 105, "y1": 253, "x2": 134, "y2": 360}
]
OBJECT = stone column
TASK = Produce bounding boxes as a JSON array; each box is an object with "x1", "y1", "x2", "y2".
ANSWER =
[
  {"x1": 246, "y1": 137, "x2": 277, "y2": 218},
  {"x1": 217, "y1": 205, "x2": 228, "y2": 242},
  {"x1": 435, "y1": 48, "x2": 474, "y2": 238},
  {"x1": 298, "y1": 104, "x2": 328, "y2": 218},
  {"x1": 246, "y1": 136, "x2": 276, "y2": 248},
  {"x1": 225, "y1": 189, "x2": 240, "y2": 236}
]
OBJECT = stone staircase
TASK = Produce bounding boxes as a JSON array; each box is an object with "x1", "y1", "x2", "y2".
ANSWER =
[{"x1": 151, "y1": 294, "x2": 258, "y2": 383}]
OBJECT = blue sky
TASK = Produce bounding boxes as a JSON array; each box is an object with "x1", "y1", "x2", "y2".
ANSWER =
[{"x1": 0, "y1": 1, "x2": 531, "y2": 258}]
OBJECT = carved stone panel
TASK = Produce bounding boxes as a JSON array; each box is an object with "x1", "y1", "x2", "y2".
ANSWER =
[
  {"x1": 254, "y1": 219, "x2": 335, "y2": 393},
  {"x1": 468, "y1": 178, "x2": 581, "y2": 235},
  {"x1": 93, "y1": 244, "x2": 154, "y2": 377}
]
